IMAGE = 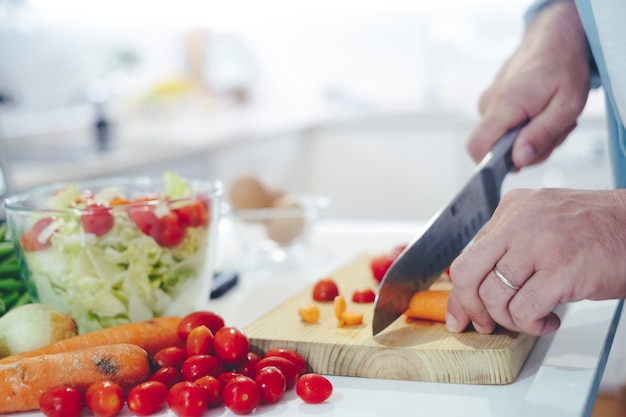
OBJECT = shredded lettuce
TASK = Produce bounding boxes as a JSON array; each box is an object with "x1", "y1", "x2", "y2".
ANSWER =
[{"x1": 22, "y1": 173, "x2": 212, "y2": 333}]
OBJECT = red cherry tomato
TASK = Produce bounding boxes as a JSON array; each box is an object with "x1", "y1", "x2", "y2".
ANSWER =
[
  {"x1": 194, "y1": 375, "x2": 223, "y2": 407},
  {"x1": 154, "y1": 346, "x2": 188, "y2": 369},
  {"x1": 84, "y1": 380, "x2": 124, "y2": 417},
  {"x1": 213, "y1": 326, "x2": 249, "y2": 365},
  {"x1": 235, "y1": 351, "x2": 261, "y2": 378},
  {"x1": 255, "y1": 365, "x2": 286, "y2": 404},
  {"x1": 126, "y1": 381, "x2": 168, "y2": 416},
  {"x1": 218, "y1": 371, "x2": 242, "y2": 386},
  {"x1": 255, "y1": 356, "x2": 298, "y2": 390},
  {"x1": 352, "y1": 287, "x2": 376, "y2": 303},
  {"x1": 178, "y1": 311, "x2": 225, "y2": 339},
  {"x1": 155, "y1": 211, "x2": 185, "y2": 248},
  {"x1": 39, "y1": 386, "x2": 83, "y2": 417},
  {"x1": 295, "y1": 373, "x2": 333, "y2": 404},
  {"x1": 222, "y1": 375, "x2": 260, "y2": 415},
  {"x1": 370, "y1": 254, "x2": 394, "y2": 282},
  {"x1": 186, "y1": 325, "x2": 214, "y2": 356},
  {"x1": 167, "y1": 381, "x2": 209, "y2": 417},
  {"x1": 149, "y1": 367, "x2": 181, "y2": 389},
  {"x1": 21, "y1": 217, "x2": 56, "y2": 252},
  {"x1": 264, "y1": 348, "x2": 307, "y2": 376},
  {"x1": 312, "y1": 278, "x2": 339, "y2": 302},
  {"x1": 174, "y1": 199, "x2": 210, "y2": 228},
  {"x1": 181, "y1": 354, "x2": 224, "y2": 381},
  {"x1": 127, "y1": 205, "x2": 160, "y2": 236},
  {"x1": 81, "y1": 203, "x2": 114, "y2": 237}
]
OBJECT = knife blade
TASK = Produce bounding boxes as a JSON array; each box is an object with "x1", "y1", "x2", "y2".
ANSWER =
[{"x1": 372, "y1": 122, "x2": 526, "y2": 336}]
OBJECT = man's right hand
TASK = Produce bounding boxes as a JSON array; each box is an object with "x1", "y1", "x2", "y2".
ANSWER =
[{"x1": 467, "y1": 1, "x2": 591, "y2": 169}]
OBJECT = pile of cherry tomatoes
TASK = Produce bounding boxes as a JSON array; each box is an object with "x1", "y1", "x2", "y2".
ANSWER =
[{"x1": 38, "y1": 311, "x2": 333, "y2": 417}]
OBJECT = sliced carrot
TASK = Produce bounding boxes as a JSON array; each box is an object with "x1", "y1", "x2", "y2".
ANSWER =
[
  {"x1": 333, "y1": 295, "x2": 346, "y2": 320},
  {"x1": 0, "y1": 343, "x2": 156, "y2": 413},
  {"x1": 404, "y1": 290, "x2": 450, "y2": 323},
  {"x1": 0, "y1": 316, "x2": 182, "y2": 364},
  {"x1": 339, "y1": 309, "x2": 364, "y2": 327},
  {"x1": 299, "y1": 304, "x2": 321, "y2": 324}
]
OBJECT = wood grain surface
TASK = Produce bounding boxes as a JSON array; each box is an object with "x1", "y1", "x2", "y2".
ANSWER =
[{"x1": 245, "y1": 253, "x2": 537, "y2": 384}]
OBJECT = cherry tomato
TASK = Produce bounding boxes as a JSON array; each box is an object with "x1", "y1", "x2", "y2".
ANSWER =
[
  {"x1": 235, "y1": 351, "x2": 261, "y2": 378},
  {"x1": 155, "y1": 211, "x2": 185, "y2": 248},
  {"x1": 295, "y1": 373, "x2": 333, "y2": 404},
  {"x1": 84, "y1": 380, "x2": 124, "y2": 417},
  {"x1": 149, "y1": 367, "x2": 181, "y2": 389},
  {"x1": 174, "y1": 199, "x2": 209, "y2": 228},
  {"x1": 181, "y1": 354, "x2": 224, "y2": 381},
  {"x1": 127, "y1": 204, "x2": 160, "y2": 236},
  {"x1": 154, "y1": 346, "x2": 188, "y2": 369},
  {"x1": 21, "y1": 217, "x2": 56, "y2": 252},
  {"x1": 178, "y1": 311, "x2": 225, "y2": 339},
  {"x1": 312, "y1": 278, "x2": 339, "y2": 302},
  {"x1": 369, "y1": 254, "x2": 394, "y2": 282},
  {"x1": 81, "y1": 203, "x2": 114, "y2": 237},
  {"x1": 167, "y1": 381, "x2": 209, "y2": 417},
  {"x1": 186, "y1": 325, "x2": 214, "y2": 356},
  {"x1": 194, "y1": 375, "x2": 223, "y2": 407},
  {"x1": 218, "y1": 371, "x2": 242, "y2": 386},
  {"x1": 39, "y1": 386, "x2": 83, "y2": 417},
  {"x1": 264, "y1": 348, "x2": 307, "y2": 376},
  {"x1": 255, "y1": 356, "x2": 298, "y2": 390},
  {"x1": 126, "y1": 381, "x2": 168, "y2": 416},
  {"x1": 222, "y1": 375, "x2": 260, "y2": 415},
  {"x1": 255, "y1": 365, "x2": 286, "y2": 404},
  {"x1": 352, "y1": 287, "x2": 376, "y2": 303},
  {"x1": 213, "y1": 326, "x2": 249, "y2": 365}
]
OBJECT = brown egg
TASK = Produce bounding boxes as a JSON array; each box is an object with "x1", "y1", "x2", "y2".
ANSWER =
[
  {"x1": 229, "y1": 174, "x2": 272, "y2": 210},
  {"x1": 266, "y1": 186, "x2": 286, "y2": 206},
  {"x1": 266, "y1": 196, "x2": 306, "y2": 246}
]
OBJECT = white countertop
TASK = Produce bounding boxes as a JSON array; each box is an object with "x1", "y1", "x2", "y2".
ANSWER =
[
  {"x1": 206, "y1": 219, "x2": 622, "y2": 417},
  {"x1": 11, "y1": 219, "x2": 621, "y2": 417}
]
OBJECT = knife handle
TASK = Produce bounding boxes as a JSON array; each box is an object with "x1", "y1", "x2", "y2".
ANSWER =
[{"x1": 480, "y1": 120, "x2": 528, "y2": 187}]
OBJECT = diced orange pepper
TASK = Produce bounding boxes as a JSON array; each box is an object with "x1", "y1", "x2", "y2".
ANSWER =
[
  {"x1": 339, "y1": 309, "x2": 364, "y2": 327},
  {"x1": 299, "y1": 304, "x2": 320, "y2": 324},
  {"x1": 333, "y1": 295, "x2": 346, "y2": 320}
]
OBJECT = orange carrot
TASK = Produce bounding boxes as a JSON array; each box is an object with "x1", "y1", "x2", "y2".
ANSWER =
[
  {"x1": 0, "y1": 316, "x2": 182, "y2": 364},
  {"x1": 0, "y1": 343, "x2": 156, "y2": 413},
  {"x1": 404, "y1": 290, "x2": 450, "y2": 323}
]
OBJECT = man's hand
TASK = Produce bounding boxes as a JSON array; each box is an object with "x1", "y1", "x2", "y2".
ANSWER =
[{"x1": 467, "y1": 1, "x2": 590, "y2": 169}]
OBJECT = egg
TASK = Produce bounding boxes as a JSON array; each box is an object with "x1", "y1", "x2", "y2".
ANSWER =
[
  {"x1": 229, "y1": 174, "x2": 272, "y2": 210},
  {"x1": 266, "y1": 196, "x2": 306, "y2": 246}
]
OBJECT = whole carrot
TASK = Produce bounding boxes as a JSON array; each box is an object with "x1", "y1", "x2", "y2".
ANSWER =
[
  {"x1": 0, "y1": 343, "x2": 157, "y2": 413},
  {"x1": 404, "y1": 290, "x2": 450, "y2": 323},
  {"x1": 0, "y1": 316, "x2": 182, "y2": 364}
]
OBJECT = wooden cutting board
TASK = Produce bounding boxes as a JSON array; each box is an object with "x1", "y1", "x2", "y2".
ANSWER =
[{"x1": 245, "y1": 253, "x2": 537, "y2": 385}]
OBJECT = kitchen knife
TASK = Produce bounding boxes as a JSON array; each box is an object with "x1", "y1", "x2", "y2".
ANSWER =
[{"x1": 372, "y1": 122, "x2": 527, "y2": 336}]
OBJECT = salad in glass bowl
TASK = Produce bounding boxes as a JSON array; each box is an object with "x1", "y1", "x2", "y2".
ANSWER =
[{"x1": 3, "y1": 172, "x2": 223, "y2": 333}]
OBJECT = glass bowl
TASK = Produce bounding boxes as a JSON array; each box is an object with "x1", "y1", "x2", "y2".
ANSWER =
[
  {"x1": 3, "y1": 173, "x2": 223, "y2": 333},
  {"x1": 229, "y1": 195, "x2": 330, "y2": 267}
]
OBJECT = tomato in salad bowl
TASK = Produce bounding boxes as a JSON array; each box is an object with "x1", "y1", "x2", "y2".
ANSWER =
[{"x1": 3, "y1": 172, "x2": 223, "y2": 333}]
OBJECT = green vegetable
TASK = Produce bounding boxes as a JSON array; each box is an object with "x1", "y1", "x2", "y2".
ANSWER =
[{"x1": 0, "y1": 222, "x2": 29, "y2": 316}]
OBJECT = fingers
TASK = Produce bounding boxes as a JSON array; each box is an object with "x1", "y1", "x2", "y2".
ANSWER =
[{"x1": 448, "y1": 237, "x2": 563, "y2": 336}]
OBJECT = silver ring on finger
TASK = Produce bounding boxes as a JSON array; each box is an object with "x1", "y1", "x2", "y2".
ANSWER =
[{"x1": 493, "y1": 267, "x2": 521, "y2": 291}]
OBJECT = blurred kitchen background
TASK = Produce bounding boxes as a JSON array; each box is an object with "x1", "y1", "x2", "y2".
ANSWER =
[
  {"x1": 0, "y1": 0, "x2": 611, "y2": 220},
  {"x1": 0, "y1": 0, "x2": 622, "y2": 410}
]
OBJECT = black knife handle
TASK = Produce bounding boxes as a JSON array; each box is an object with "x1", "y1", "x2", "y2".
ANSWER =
[{"x1": 480, "y1": 120, "x2": 528, "y2": 188}]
